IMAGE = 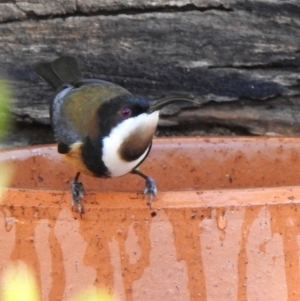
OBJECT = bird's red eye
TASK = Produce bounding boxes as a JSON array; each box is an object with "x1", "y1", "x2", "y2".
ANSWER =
[{"x1": 120, "y1": 106, "x2": 132, "y2": 118}]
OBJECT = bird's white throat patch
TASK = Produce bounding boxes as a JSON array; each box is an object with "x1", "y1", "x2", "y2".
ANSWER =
[{"x1": 102, "y1": 111, "x2": 159, "y2": 177}]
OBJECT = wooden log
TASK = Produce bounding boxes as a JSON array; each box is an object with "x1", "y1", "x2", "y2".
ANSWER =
[{"x1": 1, "y1": 0, "x2": 300, "y2": 135}]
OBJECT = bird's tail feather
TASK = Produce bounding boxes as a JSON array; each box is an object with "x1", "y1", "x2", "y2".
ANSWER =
[{"x1": 35, "y1": 56, "x2": 82, "y2": 89}]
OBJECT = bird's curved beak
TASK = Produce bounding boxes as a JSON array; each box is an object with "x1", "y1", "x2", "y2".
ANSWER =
[{"x1": 147, "y1": 97, "x2": 199, "y2": 114}]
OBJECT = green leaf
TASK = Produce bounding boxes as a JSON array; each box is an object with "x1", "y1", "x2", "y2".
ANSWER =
[{"x1": 0, "y1": 79, "x2": 11, "y2": 138}]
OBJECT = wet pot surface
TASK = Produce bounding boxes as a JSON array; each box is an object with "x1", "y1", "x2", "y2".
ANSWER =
[{"x1": 1, "y1": 137, "x2": 300, "y2": 301}]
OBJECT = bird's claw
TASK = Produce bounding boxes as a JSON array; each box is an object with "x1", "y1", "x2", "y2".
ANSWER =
[
  {"x1": 143, "y1": 177, "x2": 157, "y2": 208},
  {"x1": 71, "y1": 179, "x2": 84, "y2": 215}
]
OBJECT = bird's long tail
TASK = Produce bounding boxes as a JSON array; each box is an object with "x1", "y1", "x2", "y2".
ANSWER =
[{"x1": 35, "y1": 56, "x2": 82, "y2": 90}]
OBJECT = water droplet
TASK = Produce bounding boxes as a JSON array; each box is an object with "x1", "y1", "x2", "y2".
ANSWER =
[{"x1": 217, "y1": 215, "x2": 227, "y2": 230}]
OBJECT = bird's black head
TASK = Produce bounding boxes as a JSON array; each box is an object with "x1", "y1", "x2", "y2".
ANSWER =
[
  {"x1": 82, "y1": 94, "x2": 158, "y2": 177},
  {"x1": 95, "y1": 94, "x2": 151, "y2": 138}
]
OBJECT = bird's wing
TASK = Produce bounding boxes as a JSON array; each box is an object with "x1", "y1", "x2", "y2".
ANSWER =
[{"x1": 51, "y1": 80, "x2": 131, "y2": 153}]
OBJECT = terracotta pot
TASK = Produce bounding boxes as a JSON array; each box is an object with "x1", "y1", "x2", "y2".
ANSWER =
[{"x1": 1, "y1": 137, "x2": 300, "y2": 301}]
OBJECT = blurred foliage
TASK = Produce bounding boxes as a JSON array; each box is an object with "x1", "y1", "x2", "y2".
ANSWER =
[
  {"x1": 0, "y1": 78, "x2": 13, "y2": 201},
  {"x1": 1, "y1": 266, "x2": 39, "y2": 301},
  {"x1": 0, "y1": 79, "x2": 11, "y2": 138},
  {"x1": 0, "y1": 79, "x2": 13, "y2": 198},
  {"x1": 1, "y1": 265, "x2": 116, "y2": 301}
]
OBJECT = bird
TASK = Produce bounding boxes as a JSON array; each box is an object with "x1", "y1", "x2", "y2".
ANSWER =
[{"x1": 35, "y1": 56, "x2": 195, "y2": 214}]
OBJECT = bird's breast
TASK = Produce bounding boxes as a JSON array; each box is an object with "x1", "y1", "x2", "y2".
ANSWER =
[{"x1": 61, "y1": 142, "x2": 96, "y2": 176}]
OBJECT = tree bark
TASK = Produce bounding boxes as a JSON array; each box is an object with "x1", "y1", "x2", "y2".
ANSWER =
[{"x1": 1, "y1": 0, "x2": 300, "y2": 135}]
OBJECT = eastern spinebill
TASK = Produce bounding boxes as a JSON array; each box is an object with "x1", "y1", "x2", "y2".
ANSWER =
[{"x1": 35, "y1": 56, "x2": 195, "y2": 214}]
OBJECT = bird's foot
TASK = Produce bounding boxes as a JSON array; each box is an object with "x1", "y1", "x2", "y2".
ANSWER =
[
  {"x1": 144, "y1": 177, "x2": 157, "y2": 208},
  {"x1": 71, "y1": 178, "x2": 84, "y2": 215}
]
